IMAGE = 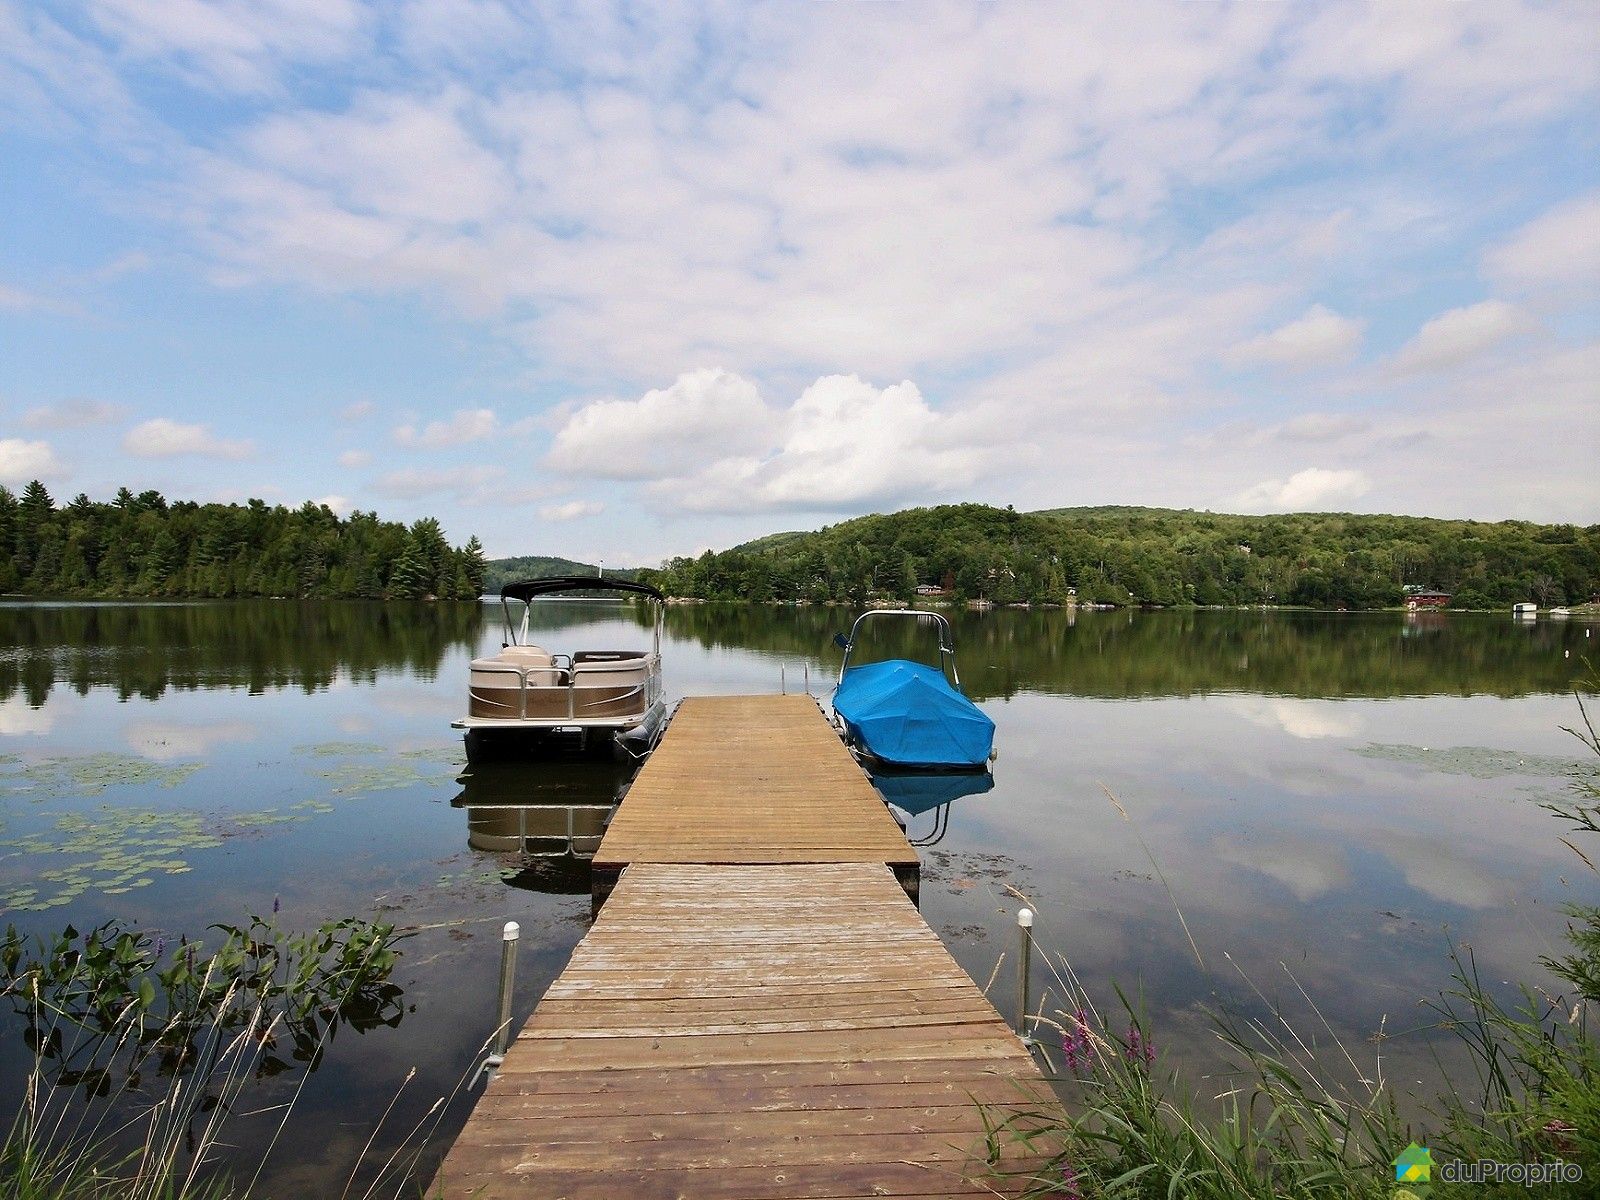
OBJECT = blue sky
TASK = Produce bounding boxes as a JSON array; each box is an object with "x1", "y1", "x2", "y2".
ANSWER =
[{"x1": 2, "y1": 1, "x2": 1597, "y2": 563}]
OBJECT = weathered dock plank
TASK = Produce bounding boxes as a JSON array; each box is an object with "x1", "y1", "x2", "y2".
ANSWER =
[
  {"x1": 593, "y1": 695, "x2": 918, "y2": 870},
  {"x1": 433, "y1": 862, "x2": 1061, "y2": 1198}
]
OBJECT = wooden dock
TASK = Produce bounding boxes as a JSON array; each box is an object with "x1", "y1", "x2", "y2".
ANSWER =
[
  {"x1": 433, "y1": 696, "x2": 1062, "y2": 1198},
  {"x1": 592, "y1": 696, "x2": 921, "y2": 902}
]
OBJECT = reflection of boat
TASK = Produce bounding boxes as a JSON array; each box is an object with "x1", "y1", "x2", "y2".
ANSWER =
[
  {"x1": 870, "y1": 766, "x2": 994, "y2": 846},
  {"x1": 451, "y1": 759, "x2": 638, "y2": 891},
  {"x1": 1550, "y1": 607, "x2": 1571, "y2": 619},
  {"x1": 454, "y1": 577, "x2": 668, "y2": 761},
  {"x1": 830, "y1": 610, "x2": 995, "y2": 770}
]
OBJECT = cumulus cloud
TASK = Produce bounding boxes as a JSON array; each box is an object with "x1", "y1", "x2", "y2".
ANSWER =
[
  {"x1": 550, "y1": 370, "x2": 988, "y2": 515},
  {"x1": 1392, "y1": 300, "x2": 1528, "y2": 372},
  {"x1": 1227, "y1": 305, "x2": 1365, "y2": 369},
  {"x1": 1485, "y1": 192, "x2": 1600, "y2": 290},
  {"x1": 538, "y1": 499, "x2": 603, "y2": 522},
  {"x1": 550, "y1": 369, "x2": 772, "y2": 481},
  {"x1": 123, "y1": 418, "x2": 252, "y2": 458},
  {"x1": 1233, "y1": 467, "x2": 1371, "y2": 512},
  {"x1": 337, "y1": 449, "x2": 372, "y2": 468},
  {"x1": 0, "y1": 439, "x2": 65, "y2": 484},
  {"x1": 21, "y1": 397, "x2": 121, "y2": 429},
  {"x1": 394, "y1": 407, "x2": 498, "y2": 449},
  {"x1": 313, "y1": 493, "x2": 352, "y2": 515}
]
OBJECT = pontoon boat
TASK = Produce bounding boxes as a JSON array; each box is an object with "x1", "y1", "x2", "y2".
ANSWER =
[{"x1": 454, "y1": 577, "x2": 667, "y2": 761}]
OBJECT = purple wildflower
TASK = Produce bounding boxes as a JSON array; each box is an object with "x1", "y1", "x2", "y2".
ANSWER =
[
  {"x1": 1127, "y1": 1023, "x2": 1155, "y2": 1065},
  {"x1": 1061, "y1": 1008, "x2": 1094, "y2": 1075},
  {"x1": 153, "y1": 936, "x2": 166, "y2": 959},
  {"x1": 272, "y1": 894, "x2": 280, "y2": 914},
  {"x1": 1059, "y1": 1163, "x2": 1083, "y2": 1199}
]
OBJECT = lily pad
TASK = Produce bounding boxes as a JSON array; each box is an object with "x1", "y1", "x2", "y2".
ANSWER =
[
  {"x1": 296, "y1": 741, "x2": 388, "y2": 758},
  {"x1": 0, "y1": 753, "x2": 204, "y2": 799},
  {"x1": 1352, "y1": 743, "x2": 1595, "y2": 780},
  {"x1": 315, "y1": 761, "x2": 436, "y2": 796}
]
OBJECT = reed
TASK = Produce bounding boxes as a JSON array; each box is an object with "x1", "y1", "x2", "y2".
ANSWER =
[
  {"x1": 0, "y1": 913, "x2": 407, "y2": 1199},
  {"x1": 979, "y1": 673, "x2": 1600, "y2": 1197}
]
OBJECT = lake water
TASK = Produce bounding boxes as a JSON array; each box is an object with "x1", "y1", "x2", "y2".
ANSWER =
[{"x1": 1, "y1": 600, "x2": 1596, "y2": 1192}]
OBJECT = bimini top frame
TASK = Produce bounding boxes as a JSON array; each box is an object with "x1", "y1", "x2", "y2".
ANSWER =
[
  {"x1": 833, "y1": 609, "x2": 962, "y2": 691},
  {"x1": 499, "y1": 576, "x2": 667, "y2": 657}
]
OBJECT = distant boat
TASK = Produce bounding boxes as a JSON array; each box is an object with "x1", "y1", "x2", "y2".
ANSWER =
[
  {"x1": 830, "y1": 609, "x2": 995, "y2": 770},
  {"x1": 1550, "y1": 607, "x2": 1572, "y2": 619}
]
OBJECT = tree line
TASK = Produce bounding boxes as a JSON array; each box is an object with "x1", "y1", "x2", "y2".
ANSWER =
[
  {"x1": 0, "y1": 481, "x2": 486, "y2": 600},
  {"x1": 640, "y1": 503, "x2": 1600, "y2": 609}
]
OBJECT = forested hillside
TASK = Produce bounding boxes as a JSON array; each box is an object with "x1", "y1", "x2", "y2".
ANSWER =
[
  {"x1": 0, "y1": 481, "x2": 486, "y2": 600},
  {"x1": 642, "y1": 504, "x2": 1600, "y2": 609}
]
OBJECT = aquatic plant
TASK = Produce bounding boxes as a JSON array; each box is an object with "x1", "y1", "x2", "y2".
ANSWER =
[
  {"x1": 0, "y1": 910, "x2": 409, "y2": 1199},
  {"x1": 978, "y1": 673, "x2": 1600, "y2": 1197},
  {"x1": 0, "y1": 914, "x2": 406, "y2": 1093}
]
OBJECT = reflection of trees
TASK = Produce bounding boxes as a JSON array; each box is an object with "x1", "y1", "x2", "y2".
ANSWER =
[
  {"x1": 0, "y1": 601, "x2": 483, "y2": 705},
  {"x1": 660, "y1": 605, "x2": 1588, "y2": 700}
]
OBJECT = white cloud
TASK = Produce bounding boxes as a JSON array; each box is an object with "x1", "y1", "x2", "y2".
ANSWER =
[
  {"x1": 0, "y1": 280, "x2": 78, "y2": 315},
  {"x1": 0, "y1": 438, "x2": 64, "y2": 485},
  {"x1": 560, "y1": 370, "x2": 989, "y2": 515},
  {"x1": 394, "y1": 407, "x2": 498, "y2": 449},
  {"x1": 337, "y1": 449, "x2": 372, "y2": 468},
  {"x1": 123, "y1": 417, "x2": 252, "y2": 458},
  {"x1": 1485, "y1": 192, "x2": 1600, "y2": 291},
  {"x1": 21, "y1": 397, "x2": 121, "y2": 429},
  {"x1": 1274, "y1": 413, "x2": 1371, "y2": 443},
  {"x1": 1233, "y1": 467, "x2": 1371, "y2": 512},
  {"x1": 1392, "y1": 300, "x2": 1528, "y2": 373},
  {"x1": 86, "y1": 0, "x2": 370, "y2": 93},
  {"x1": 1227, "y1": 305, "x2": 1365, "y2": 369},
  {"x1": 538, "y1": 499, "x2": 603, "y2": 522},
  {"x1": 373, "y1": 463, "x2": 502, "y2": 501},
  {"x1": 313, "y1": 493, "x2": 352, "y2": 515},
  {"x1": 550, "y1": 369, "x2": 772, "y2": 481}
]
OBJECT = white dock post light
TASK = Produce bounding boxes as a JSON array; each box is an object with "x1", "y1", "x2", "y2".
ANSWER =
[
  {"x1": 1016, "y1": 907, "x2": 1034, "y2": 1042},
  {"x1": 492, "y1": 921, "x2": 520, "y2": 1065}
]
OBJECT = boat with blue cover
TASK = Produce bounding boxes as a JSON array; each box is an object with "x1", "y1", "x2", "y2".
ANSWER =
[{"x1": 830, "y1": 609, "x2": 995, "y2": 769}]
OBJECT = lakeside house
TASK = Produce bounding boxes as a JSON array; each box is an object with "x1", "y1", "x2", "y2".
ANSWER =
[{"x1": 1403, "y1": 585, "x2": 1452, "y2": 610}]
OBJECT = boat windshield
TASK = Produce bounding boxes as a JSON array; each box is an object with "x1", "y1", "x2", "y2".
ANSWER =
[{"x1": 833, "y1": 609, "x2": 961, "y2": 689}]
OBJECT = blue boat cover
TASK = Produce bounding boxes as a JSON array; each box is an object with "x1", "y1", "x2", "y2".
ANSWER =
[{"x1": 833, "y1": 660, "x2": 995, "y2": 768}]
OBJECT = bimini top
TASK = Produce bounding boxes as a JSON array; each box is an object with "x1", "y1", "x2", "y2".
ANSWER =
[{"x1": 500, "y1": 576, "x2": 665, "y2": 603}]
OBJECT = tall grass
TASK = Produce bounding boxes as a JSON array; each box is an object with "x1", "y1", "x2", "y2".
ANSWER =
[{"x1": 983, "y1": 673, "x2": 1600, "y2": 1197}]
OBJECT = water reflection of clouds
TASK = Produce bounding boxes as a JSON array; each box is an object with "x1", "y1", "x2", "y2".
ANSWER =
[
  {"x1": 125, "y1": 719, "x2": 259, "y2": 761},
  {"x1": 0, "y1": 695, "x2": 54, "y2": 736},
  {"x1": 1212, "y1": 834, "x2": 1352, "y2": 901},
  {"x1": 1221, "y1": 696, "x2": 1366, "y2": 740}
]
